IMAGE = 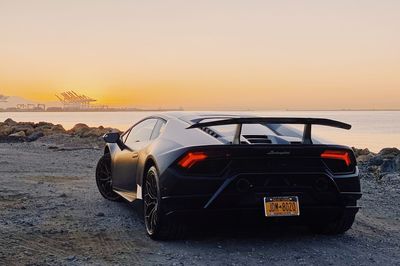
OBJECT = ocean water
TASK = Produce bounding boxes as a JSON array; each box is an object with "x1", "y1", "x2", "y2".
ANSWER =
[{"x1": 1, "y1": 111, "x2": 399, "y2": 152}]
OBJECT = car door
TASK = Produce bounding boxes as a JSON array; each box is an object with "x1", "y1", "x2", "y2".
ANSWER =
[{"x1": 112, "y1": 118, "x2": 158, "y2": 193}]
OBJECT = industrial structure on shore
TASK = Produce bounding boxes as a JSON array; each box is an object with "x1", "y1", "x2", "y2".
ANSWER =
[
  {"x1": 55, "y1": 91, "x2": 106, "y2": 111},
  {"x1": 0, "y1": 90, "x2": 183, "y2": 112},
  {"x1": 0, "y1": 95, "x2": 8, "y2": 102}
]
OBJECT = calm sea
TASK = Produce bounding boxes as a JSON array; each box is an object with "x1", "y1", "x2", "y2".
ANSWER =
[{"x1": 1, "y1": 111, "x2": 399, "y2": 152}]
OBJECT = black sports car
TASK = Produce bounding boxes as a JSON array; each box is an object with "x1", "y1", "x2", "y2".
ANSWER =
[{"x1": 95, "y1": 112, "x2": 361, "y2": 240}]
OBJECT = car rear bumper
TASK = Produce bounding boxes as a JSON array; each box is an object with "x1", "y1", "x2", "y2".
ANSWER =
[
  {"x1": 159, "y1": 168, "x2": 361, "y2": 222},
  {"x1": 162, "y1": 193, "x2": 360, "y2": 219}
]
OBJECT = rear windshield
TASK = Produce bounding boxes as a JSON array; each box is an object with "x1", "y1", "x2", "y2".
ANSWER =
[{"x1": 206, "y1": 123, "x2": 324, "y2": 145}]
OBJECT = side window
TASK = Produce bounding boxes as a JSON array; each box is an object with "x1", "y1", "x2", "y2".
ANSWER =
[
  {"x1": 125, "y1": 119, "x2": 158, "y2": 147},
  {"x1": 150, "y1": 119, "x2": 167, "y2": 140}
]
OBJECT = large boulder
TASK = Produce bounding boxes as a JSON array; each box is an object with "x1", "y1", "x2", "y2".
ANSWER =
[
  {"x1": 380, "y1": 159, "x2": 395, "y2": 173},
  {"x1": 27, "y1": 131, "x2": 45, "y2": 142},
  {"x1": 353, "y1": 147, "x2": 372, "y2": 157},
  {"x1": 35, "y1": 121, "x2": 55, "y2": 128},
  {"x1": 395, "y1": 155, "x2": 400, "y2": 172},
  {"x1": 80, "y1": 126, "x2": 115, "y2": 138},
  {"x1": 11, "y1": 124, "x2": 34, "y2": 136},
  {"x1": 34, "y1": 123, "x2": 66, "y2": 136},
  {"x1": 3, "y1": 118, "x2": 17, "y2": 126},
  {"x1": 369, "y1": 156, "x2": 384, "y2": 166},
  {"x1": 68, "y1": 123, "x2": 90, "y2": 137},
  {"x1": 17, "y1": 121, "x2": 35, "y2": 127},
  {"x1": 81, "y1": 128, "x2": 103, "y2": 138},
  {"x1": 357, "y1": 153, "x2": 374, "y2": 163},
  {"x1": 68, "y1": 124, "x2": 118, "y2": 138},
  {"x1": 379, "y1": 156, "x2": 400, "y2": 173},
  {"x1": 9, "y1": 131, "x2": 26, "y2": 137},
  {"x1": 51, "y1": 124, "x2": 66, "y2": 134},
  {"x1": 0, "y1": 124, "x2": 13, "y2": 136},
  {"x1": 378, "y1": 147, "x2": 400, "y2": 158}
]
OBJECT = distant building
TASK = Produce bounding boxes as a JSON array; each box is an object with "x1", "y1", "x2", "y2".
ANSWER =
[
  {"x1": 16, "y1": 104, "x2": 46, "y2": 111},
  {"x1": 46, "y1": 107, "x2": 63, "y2": 112}
]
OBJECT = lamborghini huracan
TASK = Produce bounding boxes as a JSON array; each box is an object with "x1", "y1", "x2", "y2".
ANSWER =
[{"x1": 95, "y1": 112, "x2": 361, "y2": 240}]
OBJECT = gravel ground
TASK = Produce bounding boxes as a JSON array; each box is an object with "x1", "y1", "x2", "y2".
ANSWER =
[{"x1": 1, "y1": 142, "x2": 400, "y2": 265}]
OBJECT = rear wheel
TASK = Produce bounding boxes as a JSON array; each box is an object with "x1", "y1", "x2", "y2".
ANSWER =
[
  {"x1": 95, "y1": 154, "x2": 122, "y2": 201},
  {"x1": 143, "y1": 166, "x2": 185, "y2": 240},
  {"x1": 309, "y1": 210, "x2": 356, "y2": 235}
]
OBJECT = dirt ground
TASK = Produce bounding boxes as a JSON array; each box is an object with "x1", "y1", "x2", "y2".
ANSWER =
[{"x1": 1, "y1": 141, "x2": 400, "y2": 265}]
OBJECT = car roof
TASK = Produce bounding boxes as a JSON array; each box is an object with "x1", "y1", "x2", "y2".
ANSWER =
[{"x1": 155, "y1": 111, "x2": 254, "y2": 124}]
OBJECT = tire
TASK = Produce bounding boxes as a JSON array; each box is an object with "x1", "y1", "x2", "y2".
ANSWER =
[
  {"x1": 143, "y1": 166, "x2": 185, "y2": 240},
  {"x1": 95, "y1": 153, "x2": 122, "y2": 202},
  {"x1": 309, "y1": 210, "x2": 356, "y2": 235}
]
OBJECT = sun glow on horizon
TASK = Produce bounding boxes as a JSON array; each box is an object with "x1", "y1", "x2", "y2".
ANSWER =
[{"x1": 1, "y1": 0, "x2": 400, "y2": 110}]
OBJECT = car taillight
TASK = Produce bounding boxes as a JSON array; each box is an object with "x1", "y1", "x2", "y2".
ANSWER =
[
  {"x1": 178, "y1": 152, "x2": 208, "y2": 169},
  {"x1": 321, "y1": 150, "x2": 351, "y2": 166}
]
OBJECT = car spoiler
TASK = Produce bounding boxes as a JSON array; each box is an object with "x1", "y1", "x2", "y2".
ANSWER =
[{"x1": 187, "y1": 117, "x2": 351, "y2": 144}]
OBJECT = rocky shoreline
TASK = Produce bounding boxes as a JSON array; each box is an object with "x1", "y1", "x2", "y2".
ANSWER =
[
  {"x1": 1, "y1": 118, "x2": 399, "y2": 179},
  {"x1": 0, "y1": 118, "x2": 121, "y2": 150},
  {"x1": 353, "y1": 147, "x2": 400, "y2": 180},
  {"x1": 0, "y1": 118, "x2": 121, "y2": 140}
]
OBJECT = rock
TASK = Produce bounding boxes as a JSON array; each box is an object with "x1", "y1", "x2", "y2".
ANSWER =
[
  {"x1": 3, "y1": 118, "x2": 17, "y2": 126},
  {"x1": 35, "y1": 125, "x2": 53, "y2": 131},
  {"x1": 12, "y1": 125, "x2": 34, "y2": 136},
  {"x1": 353, "y1": 148, "x2": 372, "y2": 157},
  {"x1": 68, "y1": 124, "x2": 117, "y2": 138},
  {"x1": 66, "y1": 255, "x2": 76, "y2": 261},
  {"x1": 68, "y1": 123, "x2": 90, "y2": 137},
  {"x1": 51, "y1": 124, "x2": 66, "y2": 134},
  {"x1": 9, "y1": 131, "x2": 26, "y2": 137},
  {"x1": 0, "y1": 125, "x2": 13, "y2": 136},
  {"x1": 395, "y1": 155, "x2": 400, "y2": 172},
  {"x1": 27, "y1": 131, "x2": 44, "y2": 142},
  {"x1": 32, "y1": 122, "x2": 61, "y2": 136},
  {"x1": 380, "y1": 159, "x2": 396, "y2": 173},
  {"x1": 378, "y1": 147, "x2": 400, "y2": 158},
  {"x1": 81, "y1": 128, "x2": 99, "y2": 138},
  {"x1": 70, "y1": 123, "x2": 89, "y2": 131},
  {"x1": 34, "y1": 126, "x2": 54, "y2": 136},
  {"x1": 357, "y1": 154, "x2": 374, "y2": 163},
  {"x1": 82, "y1": 127, "x2": 112, "y2": 138},
  {"x1": 35, "y1": 121, "x2": 55, "y2": 128},
  {"x1": 369, "y1": 156, "x2": 384, "y2": 166}
]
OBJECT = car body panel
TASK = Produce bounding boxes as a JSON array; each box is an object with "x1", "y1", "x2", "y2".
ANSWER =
[{"x1": 101, "y1": 112, "x2": 361, "y2": 222}]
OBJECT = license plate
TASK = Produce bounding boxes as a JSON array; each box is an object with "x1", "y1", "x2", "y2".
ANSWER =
[{"x1": 264, "y1": 196, "x2": 300, "y2": 217}]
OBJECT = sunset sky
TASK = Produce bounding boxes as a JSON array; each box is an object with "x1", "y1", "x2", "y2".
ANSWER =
[{"x1": 1, "y1": 0, "x2": 399, "y2": 110}]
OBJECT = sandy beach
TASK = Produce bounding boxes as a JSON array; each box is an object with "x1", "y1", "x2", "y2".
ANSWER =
[{"x1": 1, "y1": 121, "x2": 400, "y2": 265}]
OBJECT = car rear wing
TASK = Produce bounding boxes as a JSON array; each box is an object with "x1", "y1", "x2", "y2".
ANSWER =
[{"x1": 187, "y1": 117, "x2": 351, "y2": 144}]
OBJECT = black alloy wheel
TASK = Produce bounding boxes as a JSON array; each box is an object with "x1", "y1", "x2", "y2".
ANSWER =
[
  {"x1": 143, "y1": 166, "x2": 185, "y2": 240},
  {"x1": 95, "y1": 154, "x2": 122, "y2": 201}
]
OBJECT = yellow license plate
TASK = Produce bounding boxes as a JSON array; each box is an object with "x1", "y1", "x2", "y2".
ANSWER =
[{"x1": 264, "y1": 196, "x2": 300, "y2": 217}]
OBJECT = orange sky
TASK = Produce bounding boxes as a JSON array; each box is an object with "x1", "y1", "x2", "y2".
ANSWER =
[{"x1": 1, "y1": 0, "x2": 399, "y2": 110}]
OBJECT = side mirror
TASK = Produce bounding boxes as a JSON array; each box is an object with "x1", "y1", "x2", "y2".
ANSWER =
[
  {"x1": 103, "y1": 132, "x2": 127, "y2": 150},
  {"x1": 103, "y1": 132, "x2": 120, "y2": 143}
]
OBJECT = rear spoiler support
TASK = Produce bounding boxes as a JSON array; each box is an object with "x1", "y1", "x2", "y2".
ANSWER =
[
  {"x1": 303, "y1": 124, "x2": 312, "y2": 144},
  {"x1": 187, "y1": 117, "x2": 351, "y2": 145},
  {"x1": 233, "y1": 124, "x2": 242, "y2": 144}
]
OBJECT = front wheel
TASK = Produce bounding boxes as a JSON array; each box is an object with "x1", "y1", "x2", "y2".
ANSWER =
[
  {"x1": 143, "y1": 166, "x2": 185, "y2": 240},
  {"x1": 95, "y1": 154, "x2": 122, "y2": 202}
]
